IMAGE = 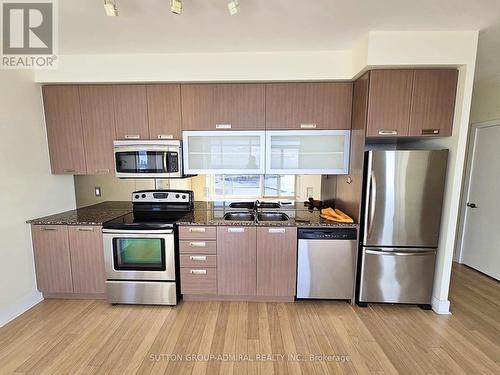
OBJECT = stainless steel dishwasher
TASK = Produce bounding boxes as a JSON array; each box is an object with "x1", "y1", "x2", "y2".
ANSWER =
[{"x1": 296, "y1": 227, "x2": 357, "y2": 301}]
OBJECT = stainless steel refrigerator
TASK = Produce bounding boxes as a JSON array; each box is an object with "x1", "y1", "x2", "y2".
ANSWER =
[{"x1": 358, "y1": 150, "x2": 448, "y2": 306}]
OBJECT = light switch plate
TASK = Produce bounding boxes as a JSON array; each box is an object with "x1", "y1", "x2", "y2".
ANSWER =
[
  {"x1": 306, "y1": 187, "x2": 314, "y2": 198},
  {"x1": 94, "y1": 187, "x2": 101, "y2": 197}
]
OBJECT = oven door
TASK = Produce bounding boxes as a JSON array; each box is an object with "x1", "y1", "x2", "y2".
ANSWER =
[{"x1": 102, "y1": 229, "x2": 176, "y2": 281}]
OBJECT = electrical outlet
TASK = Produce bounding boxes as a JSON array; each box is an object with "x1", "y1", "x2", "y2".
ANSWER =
[
  {"x1": 94, "y1": 187, "x2": 101, "y2": 197},
  {"x1": 306, "y1": 187, "x2": 314, "y2": 198}
]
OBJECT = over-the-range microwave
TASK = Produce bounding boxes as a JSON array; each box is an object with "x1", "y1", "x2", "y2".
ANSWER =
[{"x1": 113, "y1": 140, "x2": 190, "y2": 178}]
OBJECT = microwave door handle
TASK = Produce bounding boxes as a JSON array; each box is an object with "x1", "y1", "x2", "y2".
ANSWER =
[{"x1": 163, "y1": 152, "x2": 169, "y2": 173}]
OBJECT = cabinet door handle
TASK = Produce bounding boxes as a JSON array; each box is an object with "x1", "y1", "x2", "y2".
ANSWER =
[
  {"x1": 158, "y1": 134, "x2": 174, "y2": 139},
  {"x1": 95, "y1": 168, "x2": 110, "y2": 174},
  {"x1": 190, "y1": 269, "x2": 207, "y2": 275},
  {"x1": 421, "y1": 129, "x2": 440, "y2": 135},
  {"x1": 228, "y1": 227, "x2": 245, "y2": 233},
  {"x1": 189, "y1": 255, "x2": 207, "y2": 261},
  {"x1": 188, "y1": 227, "x2": 206, "y2": 233},
  {"x1": 215, "y1": 124, "x2": 232, "y2": 129},
  {"x1": 124, "y1": 134, "x2": 140, "y2": 139},
  {"x1": 42, "y1": 227, "x2": 57, "y2": 231},
  {"x1": 188, "y1": 241, "x2": 207, "y2": 247},
  {"x1": 63, "y1": 169, "x2": 76, "y2": 173},
  {"x1": 77, "y1": 227, "x2": 94, "y2": 232},
  {"x1": 378, "y1": 130, "x2": 398, "y2": 135},
  {"x1": 300, "y1": 123, "x2": 317, "y2": 129},
  {"x1": 268, "y1": 228, "x2": 286, "y2": 234}
]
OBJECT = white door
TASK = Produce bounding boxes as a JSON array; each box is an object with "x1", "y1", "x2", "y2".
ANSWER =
[{"x1": 461, "y1": 123, "x2": 500, "y2": 280}]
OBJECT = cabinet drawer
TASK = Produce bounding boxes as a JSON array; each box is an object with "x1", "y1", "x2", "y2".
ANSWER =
[
  {"x1": 178, "y1": 226, "x2": 217, "y2": 240},
  {"x1": 179, "y1": 240, "x2": 217, "y2": 254},
  {"x1": 180, "y1": 268, "x2": 217, "y2": 294},
  {"x1": 180, "y1": 254, "x2": 217, "y2": 268}
]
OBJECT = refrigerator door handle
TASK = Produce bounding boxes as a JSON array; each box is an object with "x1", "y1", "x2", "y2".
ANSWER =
[
  {"x1": 367, "y1": 171, "x2": 376, "y2": 236},
  {"x1": 365, "y1": 249, "x2": 436, "y2": 256}
]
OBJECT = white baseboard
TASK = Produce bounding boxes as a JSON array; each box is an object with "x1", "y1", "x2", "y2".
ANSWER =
[
  {"x1": 0, "y1": 291, "x2": 44, "y2": 327},
  {"x1": 432, "y1": 296, "x2": 451, "y2": 315}
]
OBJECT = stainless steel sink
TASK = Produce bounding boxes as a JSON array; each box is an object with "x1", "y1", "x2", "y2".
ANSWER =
[
  {"x1": 257, "y1": 212, "x2": 290, "y2": 221},
  {"x1": 228, "y1": 201, "x2": 281, "y2": 209},
  {"x1": 223, "y1": 212, "x2": 255, "y2": 221}
]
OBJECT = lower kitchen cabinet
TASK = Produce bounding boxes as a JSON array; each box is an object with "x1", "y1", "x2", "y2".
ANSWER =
[
  {"x1": 31, "y1": 225, "x2": 73, "y2": 294},
  {"x1": 68, "y1": 226, "x2": 106, "y2": 294},
  {"x1": 217, "y1": 226, "x2": 257, "y2": 296},
  {"x1": 256, "y1": 227, "x2": 297, "y2": 297},
  {"x1": 31, "y1": 224, "x2": 106, "y2": 297}
]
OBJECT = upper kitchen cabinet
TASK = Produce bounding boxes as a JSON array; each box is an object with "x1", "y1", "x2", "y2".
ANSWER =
[
  {"x1": 266, "y1": 130, "x2": 350, "y2": 175},
  {"x1": 265, "y1": 82, "x2": 353, "y2": 130},
  {"x1": 181, "y1": 84, "x2": 266, "y2": 130},
  {"x1": 183, "y1": 131, "x2": 266, "y2": 174},
  {"x1": 147, "y1": 84, "x2": 182, "y2": 139},
  {"x1": 366, "y1": 69, "x2": 458, "y2": 138},
  {"x1": 366, "y1": 70, "x2": 414, "y2": 137},
  {"x1": 42, "y1": 86, "x2": 87, "y2": 175},
  {"x1": 79, "y1": 85, "x2": 117, "y2": 175},
  {"x1": 113, "y1": 85, "x2": 149, "y2": 140},
  {"x1": 408, "y1": 69, "x2": 458, "y2": 137}
]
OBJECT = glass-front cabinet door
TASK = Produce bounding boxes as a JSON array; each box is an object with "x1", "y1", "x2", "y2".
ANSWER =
[
  {"x1": 265, "y1": 130, "x2": 350, "y2": 174},
  {"x1": 183, "y1": 131, "x2": 266, "y2": 174}
]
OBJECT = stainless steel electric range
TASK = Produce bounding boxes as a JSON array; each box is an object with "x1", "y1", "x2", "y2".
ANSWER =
[{"x1": 102, "y1": 189, "x2": 193, "y2": 305}]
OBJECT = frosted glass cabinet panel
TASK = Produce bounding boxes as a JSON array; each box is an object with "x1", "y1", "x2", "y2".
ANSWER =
[
  {"x1": 266, "y1": 130, "x2": 350, "y2": 174},
  {"x1": 183, "y1": 131, "x2": 266, "y2": 174}
]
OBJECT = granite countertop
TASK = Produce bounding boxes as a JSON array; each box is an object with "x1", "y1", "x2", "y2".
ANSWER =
[
  {"x1": 27, "y1": 201, "x2": 132, "y2": 226},
  {"x1": 28, "y1": 200, "x2": 358, "y2": 228}
]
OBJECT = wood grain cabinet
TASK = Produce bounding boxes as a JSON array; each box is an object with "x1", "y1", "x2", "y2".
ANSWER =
[
  {"x1": 42, "y1": 86, "x2": 87, "y2": 175},
  {"x1": 146, "y1": 84, "x2": 182, "y2": 139},
  {"x1": 31, "y1": 224, "x2": 106, "y2": 297},
  {"x1": 408, "y1": 69, "x2": 458, "y2": 137},
  {"x1": 265, "y1": 82, "x2": 353, "y2": 130},
  {"x1": 217, "y1": 226, "x2": 257, "y2": 296},
  {"x1": 113, "y1": 85, "x2": 149, "y2": 140},
  {"x1": 256, "y1": 227, "x2": 297, "y2": 297},
  {"x1": 79, "y1": 85, "x2": 117, "y2": 175},
  {"x1": 31, "y1": 225, "x2": 73, "y2": 294},
  {"x1": 68, "y1": 226, "x2": 106, "y2": 294},
  {"x1": 181, "y1": 83, "x2": 266, "y2": 130},
  {"x1": 366, "y1": 69, "x2": 458, "y2": 137}
]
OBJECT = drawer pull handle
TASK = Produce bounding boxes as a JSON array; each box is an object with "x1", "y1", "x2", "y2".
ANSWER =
[
  {"x1": 300, "y1": 123, "x2": 317, "y2": 129},
  {"x1": 42, "y1": 227, "x2": 57, "y2": 231},
  {"x1": 189, "y1": 241, "x2": 206, "y2": 248},
  {"x1": 228, "y1": 227, "x2": 245, "y2": 233},
  {"x1": 421, "y1": 129, "x2": 440, "y2": 135},
  {"x1": 77, "y1": 227, "x2": 94, "y2": 232},
  {"x1": 124, "y1": 134, "x2": 140, "y2": 139},
  {"x1": 63, "y1": 169, "x2": 76, "y2": 173},
  {"x1": 190, "y1": 255, "x2": 207, "y2": 261},
  {"x1": 215, "y1": 124, "x2": 232, "y2": 129},
  {"x1": 378, "y1": 130, "x2": 398, "y2": 135},
  {"x1": 95, "y1": 168, "x2": 110, "y2": 174},
  {"x1": 190, "y1": 269, "x2": 207, "y2": 275},
  {"x1": 188, "y1": 227, "x2": 206, "y2": 233},
  {"x1": 158, "y1": 134, "x2": 174, "y2": 139},
  {"x1": 268, "y1": 228, "x2": 286, "y2": 233}
]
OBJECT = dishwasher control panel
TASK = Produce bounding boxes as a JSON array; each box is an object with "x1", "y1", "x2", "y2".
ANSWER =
[{"x1": 298, "y1": 228, "x2": 357, "y2": 240}]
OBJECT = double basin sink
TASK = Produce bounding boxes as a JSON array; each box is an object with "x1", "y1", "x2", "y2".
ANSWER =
[{"x1": 223, "y1": 201, "x2": 290, "y2": 222}]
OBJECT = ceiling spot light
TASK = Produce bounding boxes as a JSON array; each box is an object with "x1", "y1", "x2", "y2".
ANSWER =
[
  {"x1": 171, "y1": 0, "x2": 182, "y2": 15},
  {"x1": 104, "y1": 0, "x2": 118, "y2": 17},
  {"x1": 227, "y1": 0, "x2": 239, "y2": 16}
]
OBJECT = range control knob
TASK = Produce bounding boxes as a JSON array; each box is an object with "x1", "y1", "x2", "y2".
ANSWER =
[
  {"x1": 141, "y1": 194, "x2": 146, "y2": 198},
  {"x1": 182, "y1": 195, "x2": 186, "y2": 199},
  {"x1": 135, "y1": 194, "x2": 139, "y2": 199},
  {"x1": 175, "y1": 194, "x2": 180, "y2": 198}
]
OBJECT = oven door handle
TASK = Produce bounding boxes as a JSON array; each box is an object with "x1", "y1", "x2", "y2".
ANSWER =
[{"x1": 102, "y1": 229, "x2": 174, "y2": 235}]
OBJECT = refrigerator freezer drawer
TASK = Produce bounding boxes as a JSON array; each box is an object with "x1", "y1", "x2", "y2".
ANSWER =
[{"x1": 359, "y1": 247, "x2": 436, "y2": 304}]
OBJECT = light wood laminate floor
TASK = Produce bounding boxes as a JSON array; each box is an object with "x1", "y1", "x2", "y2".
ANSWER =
[{"x1": 0, "y1": 263, "x2": 499, "y2": 374}]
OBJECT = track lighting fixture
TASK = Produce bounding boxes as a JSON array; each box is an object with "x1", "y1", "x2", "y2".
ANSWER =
[
  {"x1": 227, "y1": 0, "x2": 240, "y2": 15},
  {"x1": 170, "y1": 0, "x2": 182, "y2": 15},
  {"x1": 103, "y1": 0, "x2": 118, "y2": 17}
]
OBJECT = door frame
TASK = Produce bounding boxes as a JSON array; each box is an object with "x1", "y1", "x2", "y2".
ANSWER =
[{"x1": 454, "y1": 119, "x2": 500, "y2": 262}]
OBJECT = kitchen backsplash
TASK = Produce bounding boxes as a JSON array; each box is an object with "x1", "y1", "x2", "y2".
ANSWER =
[{"x1": 74, "y1": 174, "x2": 324, "y2": 208}]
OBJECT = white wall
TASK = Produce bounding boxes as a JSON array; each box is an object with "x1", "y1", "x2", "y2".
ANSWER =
[
  {"x1": 470, "y1": 75, "x2": 500, "y2": 123},
  {"x1": 33, "y1": 30, "x2": 479, "y2": 314},
  {"x1": 0, "y1": 70, "x2": 76, "y2": 326}
]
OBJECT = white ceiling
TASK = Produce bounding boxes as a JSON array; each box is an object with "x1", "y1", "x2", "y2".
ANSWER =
[{"x1": 60, "y1": 0, "x2": 500, "y2": 54}]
